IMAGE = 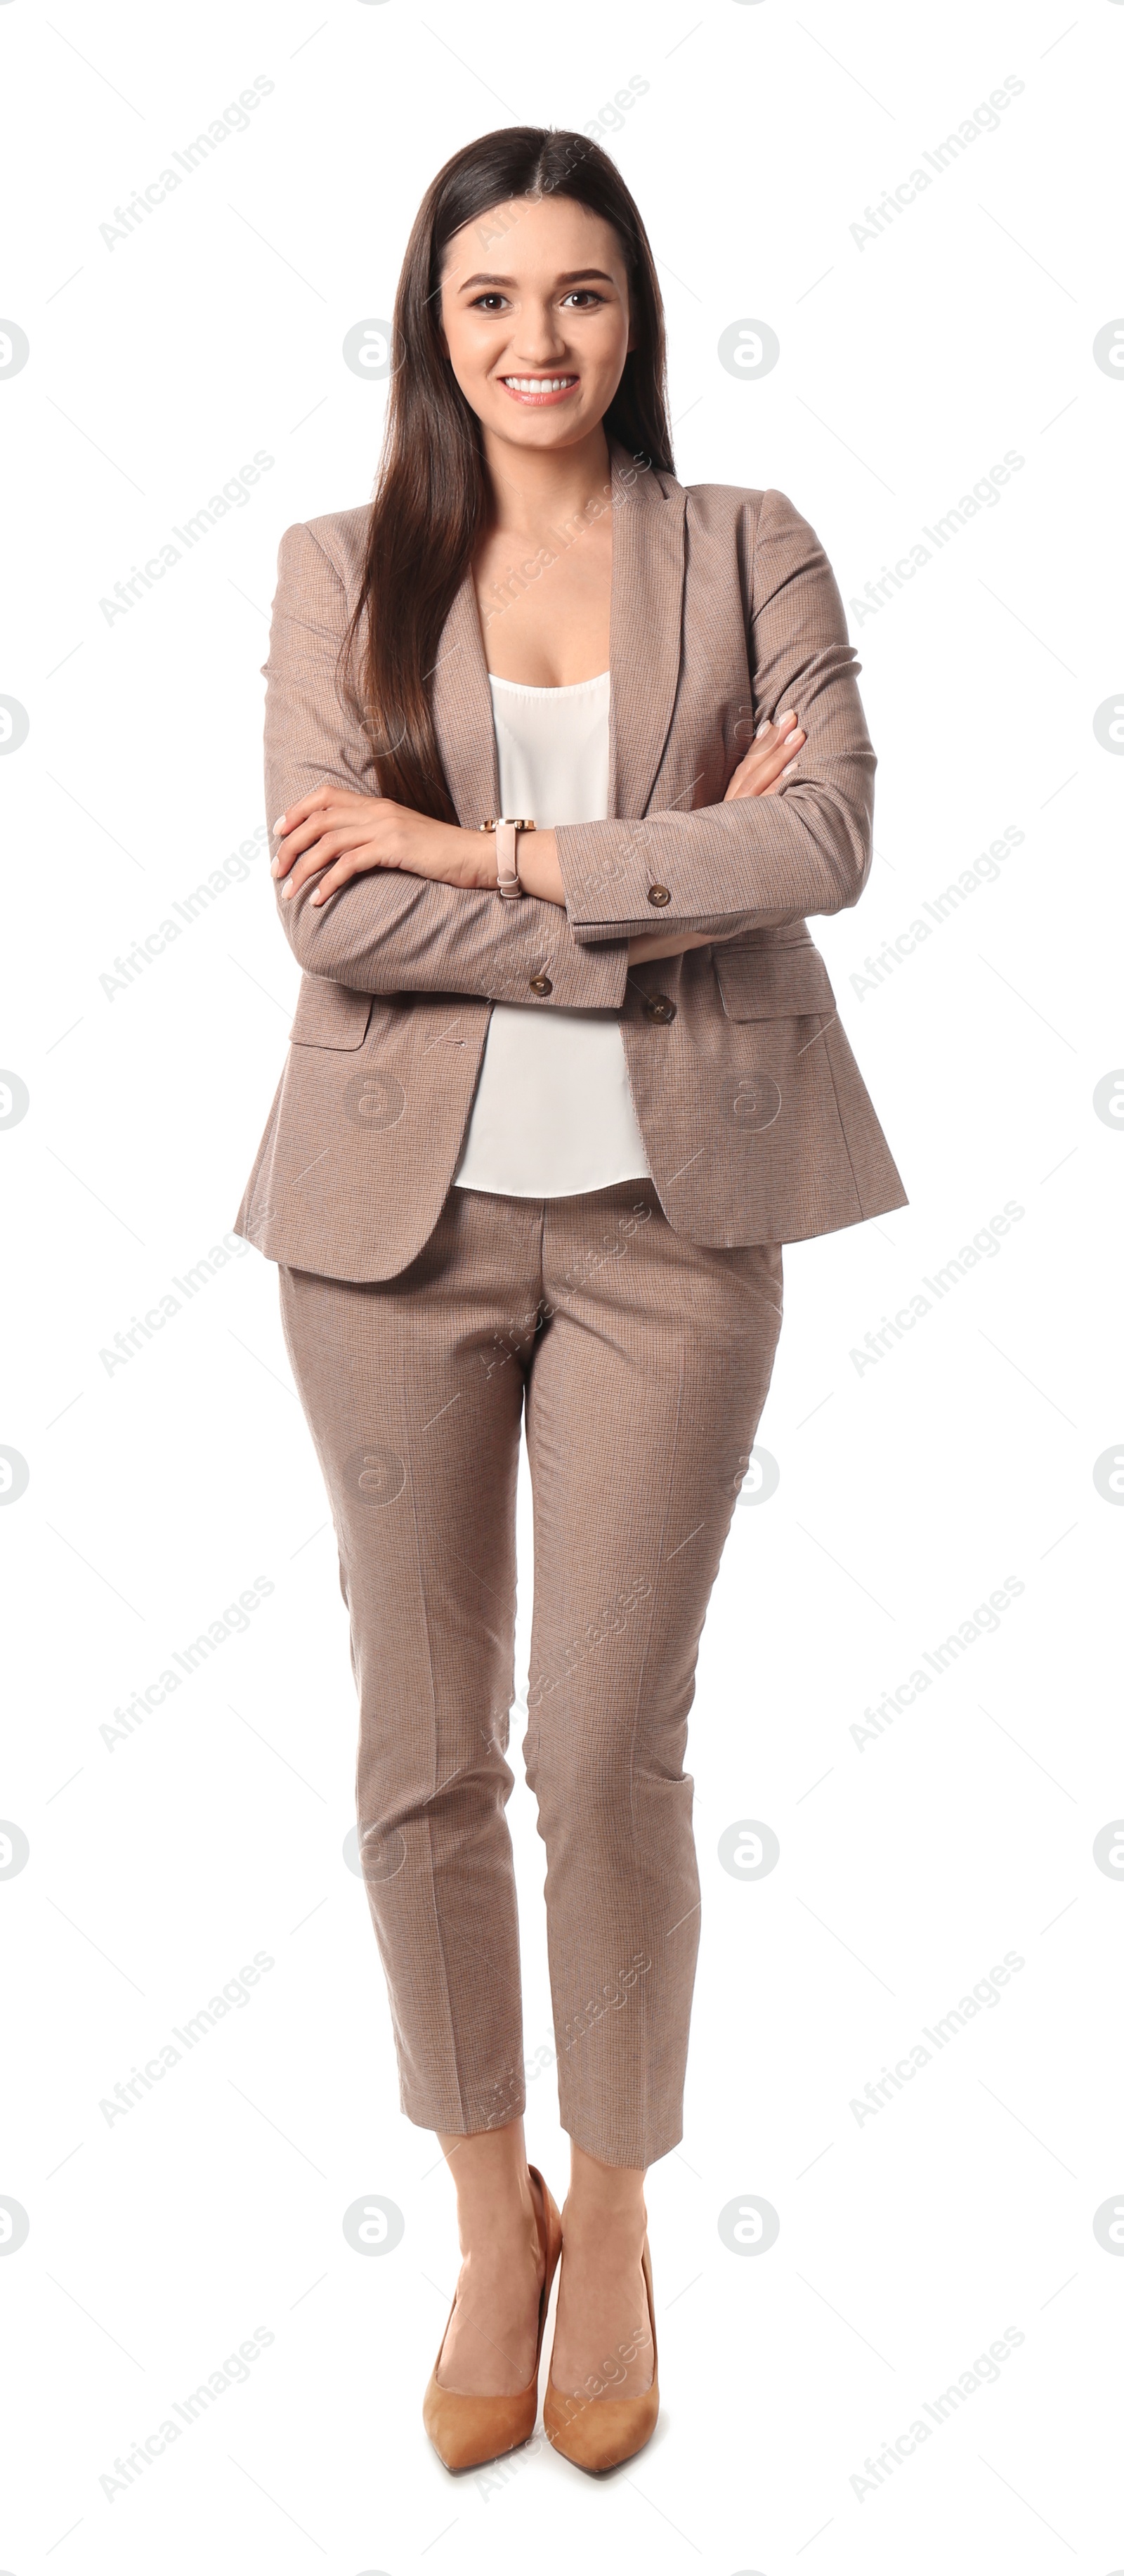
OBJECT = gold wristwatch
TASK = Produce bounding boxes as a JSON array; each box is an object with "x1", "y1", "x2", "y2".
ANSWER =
[{"x1": 479, "y1": 815, "x2": 535, "y2": 899}]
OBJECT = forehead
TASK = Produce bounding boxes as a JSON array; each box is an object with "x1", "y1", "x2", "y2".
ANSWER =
[{"x1": 442, "y1": 193, "x2": 625, "y2": 286}]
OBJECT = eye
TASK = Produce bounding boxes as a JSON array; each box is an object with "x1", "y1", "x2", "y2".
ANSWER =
[
  {"x1": 469, "y1": 291, "x2": 509, "y2": 313},
  {"x1": 561, "y1": 289, "x2": 604, "y2": 309}
]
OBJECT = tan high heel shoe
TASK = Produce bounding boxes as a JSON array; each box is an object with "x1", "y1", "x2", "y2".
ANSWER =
[
  {"x1": 422, "y1": 2165, "x2": 562, "y2": 2472},
  {"x1": 543, "y1": 2235, "x2": 660, "y2": 2472}
]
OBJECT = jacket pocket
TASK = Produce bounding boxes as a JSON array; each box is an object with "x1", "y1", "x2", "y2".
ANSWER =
[
  {"x1": 714, "y1": 942, "x2": 836, "y2": 1020},
  {"x1": 288, "y1": 975, "x2": 374, "y2": 1050}
]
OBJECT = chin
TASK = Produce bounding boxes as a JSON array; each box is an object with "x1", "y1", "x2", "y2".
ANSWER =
[{"x1": 493, "y1": 408, "x2": 589, "y2": 443}]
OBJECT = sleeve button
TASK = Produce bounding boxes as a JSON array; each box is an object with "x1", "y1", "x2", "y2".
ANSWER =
[
  {"x1": 646, "y1": 883, "x2": 671, "y2": 907},
  {"x1": 528, "y1": 972, "x2": 553, "y2": 996},
  {"x1": 643, "y1": 993, "x2": 677, "y2": 1024}
]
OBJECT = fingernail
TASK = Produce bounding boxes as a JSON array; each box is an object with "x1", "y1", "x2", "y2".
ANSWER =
[
  {"x1": 776, "y1": 708, "x2": 796, "y2": 727},
  {"x1": 272, "y1": 815, "x2": 287, "y2": 835},
  {"x1": 282, "y1": 883, "x2": 293, "y2": 898},
  {"x1": 783, "y1": 757, "x2": 799, "y2": 775},
  {"x1": 755, "y1": 720, "x2": 770, "y2": 738}
]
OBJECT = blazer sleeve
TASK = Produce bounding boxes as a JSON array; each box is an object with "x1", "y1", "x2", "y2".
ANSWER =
[
  {"x1": 263, "y1": 521, "x2": 629, "y2": 1010},
  {"x1": 554, "y1": 485, "x2": 875, "y2": 944}
]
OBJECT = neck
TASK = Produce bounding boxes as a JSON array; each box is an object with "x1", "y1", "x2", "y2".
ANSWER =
[{"x1": 481, "y1": 422, "x2": 613, "y2": 541}]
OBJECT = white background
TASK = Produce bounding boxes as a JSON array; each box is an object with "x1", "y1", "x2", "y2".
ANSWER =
[{"x1": 1, "y1": 1, "x2": 1121, "y2": 2568}]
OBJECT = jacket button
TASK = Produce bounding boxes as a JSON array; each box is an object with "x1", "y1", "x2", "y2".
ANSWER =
[
  {"x1": 528, "y1": 972, "x2": 552, "y2": 996},
  {"x1": 643, "y1": 992, "x2": 677, "y2": 1024},
  {"x1": 646, "y1": 883, "x2": 671, "y2": 907}
]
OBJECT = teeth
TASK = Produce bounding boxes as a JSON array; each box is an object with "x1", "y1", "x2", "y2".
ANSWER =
[{"x1": 504, "y1": 377, "x2": 574, "y2": 391}]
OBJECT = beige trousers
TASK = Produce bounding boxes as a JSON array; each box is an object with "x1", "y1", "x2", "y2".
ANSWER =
[{"x1": 279, "y1": 1179, "x2": 783, "y2": 2167}]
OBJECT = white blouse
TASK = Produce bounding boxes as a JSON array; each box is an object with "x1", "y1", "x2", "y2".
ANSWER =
[{"x1": 452, "y1": 670, "x2": 652, "y2": 1198}]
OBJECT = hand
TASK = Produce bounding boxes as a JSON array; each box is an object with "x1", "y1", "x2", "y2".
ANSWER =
[
  {"x1": 626, "y1": 706, "x2": 806, "y2": 963},
  {"x1": 724, "y1": 705, "x2": 805, "y2": 800},
  {"x1": 270, "y1": 787, "x2": 497, "y2": 906}
]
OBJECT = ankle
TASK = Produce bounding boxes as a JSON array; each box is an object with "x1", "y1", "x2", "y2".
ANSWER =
[
  {"x1": 562, "y1": 2191, "x2": 646, "y2": 2248},
  {"x1": 565, "y1": 2147, "x2": 647, "y2": 2234},
  {"x1": 456, "y1": 2175, "x2": 541, "y2": 2260}
]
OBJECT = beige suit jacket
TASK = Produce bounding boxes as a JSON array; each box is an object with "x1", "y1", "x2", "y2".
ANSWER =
[{"x1": 234, "y1": 443, "x2": 906, "y2": 1280}]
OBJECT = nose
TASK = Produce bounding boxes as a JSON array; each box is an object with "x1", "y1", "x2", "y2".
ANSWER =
[{"x1": 507, "y1": 301, "x2": 570, "y2": 368}]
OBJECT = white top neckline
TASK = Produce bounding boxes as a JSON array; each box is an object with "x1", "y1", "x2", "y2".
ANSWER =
[{"x1": 487, "y1": 670, "x2": 610, "y2": 698}]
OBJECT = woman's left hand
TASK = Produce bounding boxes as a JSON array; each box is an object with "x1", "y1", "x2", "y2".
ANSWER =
[{"x1": 271, "y1": 788, "x2": 496, "y2": 906}]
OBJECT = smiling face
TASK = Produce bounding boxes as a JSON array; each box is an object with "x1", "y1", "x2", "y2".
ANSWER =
[{"x1": 438, "y1": 192, "x2": 634, "y2": 458}]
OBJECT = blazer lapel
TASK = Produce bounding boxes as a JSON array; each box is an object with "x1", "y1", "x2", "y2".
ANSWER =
[
  {"x1": 430, "y1": 442, "x2": 687, "y2": 826},
  {"x1": 606, "y1": 441, "x2": 686, "y2": 819},
  {"x1": 432, "y1": 577, "x2": 499, "y2": 826}
]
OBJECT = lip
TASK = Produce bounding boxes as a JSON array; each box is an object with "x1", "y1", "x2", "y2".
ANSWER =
[{"x1": 497, "y1": 375, "x2": 580, "y2": 408}]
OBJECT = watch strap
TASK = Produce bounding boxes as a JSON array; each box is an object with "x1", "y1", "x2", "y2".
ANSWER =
[
  {"x1": 495, "y1": 818, "x2": 522, "y2": 898},
  {"x1": 479, "y1": 815, "x2": 535, "y2": 899}
]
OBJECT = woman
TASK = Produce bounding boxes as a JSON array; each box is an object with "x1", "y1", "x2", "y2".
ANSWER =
[{"x1": 234, "y1": 125, "x2": 906, "y2": 2474}]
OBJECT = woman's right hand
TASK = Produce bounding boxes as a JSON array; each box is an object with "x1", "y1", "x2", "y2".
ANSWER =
[
  {"x1": 626, "y1": 707, "x2": 806, "y2": 965},
  {"x1": 722, "y1": 705, "x2": 805, "y2": 802}
]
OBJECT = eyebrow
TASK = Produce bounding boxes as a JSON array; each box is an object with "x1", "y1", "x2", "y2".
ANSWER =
[{"x1": 456, "y1": 268, "x2": 617, "y2": 292}]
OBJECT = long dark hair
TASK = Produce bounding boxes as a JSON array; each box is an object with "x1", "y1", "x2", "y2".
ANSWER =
[{"x1": 343, "y1": 127, "x2": 674, "y2": 822}]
